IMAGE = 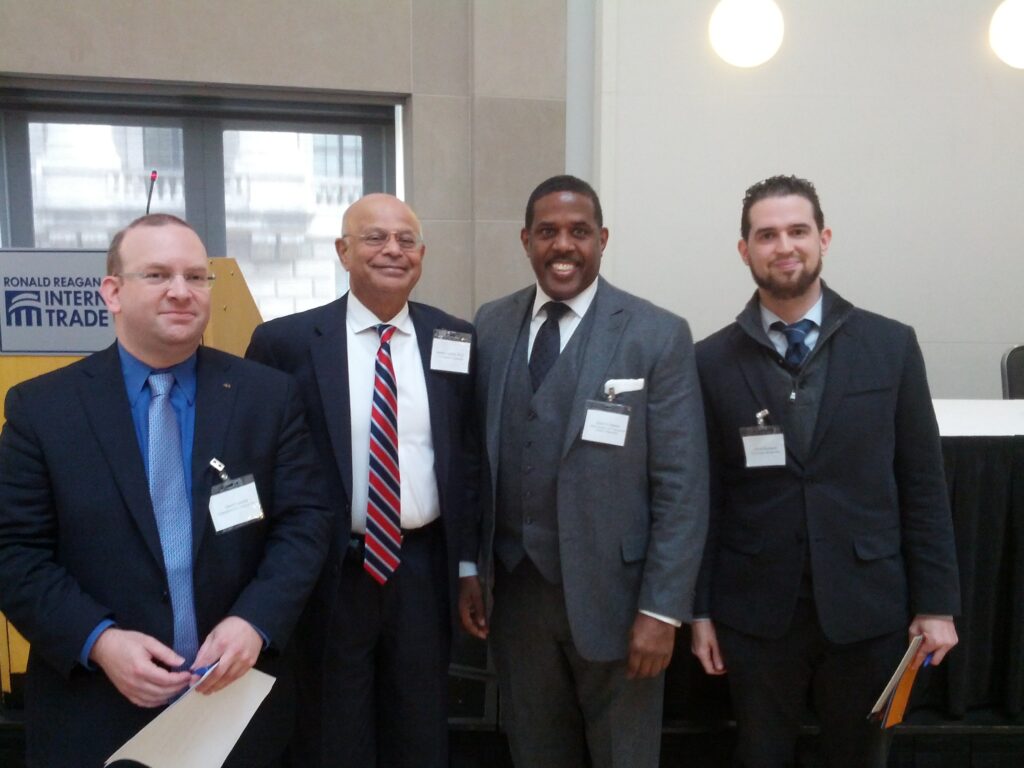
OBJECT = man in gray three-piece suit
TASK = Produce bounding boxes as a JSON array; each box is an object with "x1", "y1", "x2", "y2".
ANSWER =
[{"x1": 459, "y1": 175, "x2": 709, "y2": 768}]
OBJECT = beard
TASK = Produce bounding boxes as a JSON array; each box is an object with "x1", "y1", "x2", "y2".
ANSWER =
[{"x1": 749, "y1": 253, "x2": 822, "y2": 300}]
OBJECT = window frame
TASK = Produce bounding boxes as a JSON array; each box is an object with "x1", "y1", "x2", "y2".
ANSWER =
[{"x1": 0, "y1": 84, "x2": 398, "y2": 254}]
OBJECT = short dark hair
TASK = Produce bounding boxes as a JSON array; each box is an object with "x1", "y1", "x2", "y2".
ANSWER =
[
  {"x1": 106, "y1": 213, "x2": 196, "y2": 275},
  {"x1": 740, "y1": 175, "x2": 825, "y2": 240},
  {"x1": 524, "y1": 175, "x2": 604, "y2": 230}
]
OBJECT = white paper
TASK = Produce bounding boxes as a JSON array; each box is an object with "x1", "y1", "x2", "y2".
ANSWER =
[
  {"x1": 582, "y1": 407, "x2": 630, "y2": 446},
  {"x1": 870, "y1": 635, "x2": 923, "y2": 714},
  {"x1": 105, "y1": 668, "x2": 275, "y2": 768},
  {"x1": 742, "y1": 432, "x2": 786, "y2": 467},
  {"x1": 603, "y1": 378, "x2": 644, "y2": 397},
  {"x1": 430, "y1": 336, "x2": 471, "y2": 373}
]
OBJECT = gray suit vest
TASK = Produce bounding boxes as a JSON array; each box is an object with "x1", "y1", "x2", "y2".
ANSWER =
[{"x1": 494, "y1": 305, "x2": 596, "y2": 584}]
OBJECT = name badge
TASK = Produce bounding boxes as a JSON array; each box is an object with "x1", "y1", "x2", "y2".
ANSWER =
[
  {"x1": 740, "y1": 426, "x2": 786, "y2": 468},
  {"x1": 208, "y1": 459, "x2": 264, "y2": 533},
  {"x1": 582, "y1": 400, "x2": 631, "y2": 447},
  {"x1": 430, "y1": 329, "x2": 472, "y2": 374}
]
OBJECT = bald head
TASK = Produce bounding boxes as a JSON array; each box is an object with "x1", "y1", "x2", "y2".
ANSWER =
[
  {"x1": 342, "y1": 194, "x2": 422, "y2": 240},
  {"x1": 336, "y1": 194, "x2": 426, "y2": 321}
]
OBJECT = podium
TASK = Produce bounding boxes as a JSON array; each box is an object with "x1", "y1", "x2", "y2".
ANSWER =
[{"x1": 0, "y1": 257, "x2": 261, "y2": 708}]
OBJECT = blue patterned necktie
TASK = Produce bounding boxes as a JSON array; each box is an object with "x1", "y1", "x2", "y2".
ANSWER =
[
  {"x1": 529, "y1": 301, "x2": 570, "y2": 391},
  {"x1": 147, "y1": 373, "x2": 199, "y2": 665},
  {"x1": 771, "y1": 319, "x2": 816, "y2": 370},
  {"x1": 365, "y1": 324, "x2": 402, "y2": 584}
]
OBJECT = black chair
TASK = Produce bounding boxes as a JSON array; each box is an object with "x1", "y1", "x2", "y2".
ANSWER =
[{"x1": 1001, "y1": 345, "x2": 1024, "y2": 398}]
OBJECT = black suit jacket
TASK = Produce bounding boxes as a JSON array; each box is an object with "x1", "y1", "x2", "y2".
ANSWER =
[
  {"x1": 694, "y1": 287, "x2": 960, "y2": 644},
  {"x1": 245, "y1": 294, "x2": 474, "y2": 649},
  {"x1": 0, "y1": 343, "x2": 332, "y2": 768}
]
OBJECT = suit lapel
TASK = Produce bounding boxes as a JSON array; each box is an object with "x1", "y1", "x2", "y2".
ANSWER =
[
  {"x1": 562, "y1": 280, "x2": 627, "y2": 456},
  {"x1": 807, "y1": 323, "x2": 856, "y2": 459},
  {"x1": 190, "y1": 347, "x2": 238, "y2": 560},
  {"x1": 310, "y1": 296, "x2": 354, "y2": 504},
  {"x1": 485, "y1": 289, "x2": 533, "y2": 488},
  {"x1": 409, "y1": 303, "x2": 450, "y2": 496},
  {"x1": 76, "y1": 344, "x2": 166, "y2": 568}
]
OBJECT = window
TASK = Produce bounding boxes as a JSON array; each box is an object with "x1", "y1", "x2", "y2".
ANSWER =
[{"x1": 1, "y1": 86, "x2": 397, "y2": 320}]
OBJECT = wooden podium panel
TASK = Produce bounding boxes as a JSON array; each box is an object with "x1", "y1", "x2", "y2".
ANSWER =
[{"x1": 0, "y1": 257, "x2": 261, "y2": 704}]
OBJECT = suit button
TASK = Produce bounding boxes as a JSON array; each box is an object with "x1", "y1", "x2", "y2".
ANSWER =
[
  {"x1": 525, "y1": 516, "x2": 533, "y2": 524},
  {"x1": 527, "y1": 410, "x2": 537, "y2": 421},
  {"x1": 161, "y1": 590, "x2": 170, "y2": 604},
  {"x1": 524, "y1": 465, "x2": 533, "y2": 474},
  {"x1": 525, "y1": 440, "x2": 533, "y2": 448}
]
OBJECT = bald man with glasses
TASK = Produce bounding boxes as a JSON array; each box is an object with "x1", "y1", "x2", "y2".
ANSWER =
[{"x1": 247, "y1": 194, "x2": 476, "y2": 768}]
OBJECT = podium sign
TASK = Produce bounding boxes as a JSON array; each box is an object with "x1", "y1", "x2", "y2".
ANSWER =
[{"x1": 0, "y1": 249, "x2": 113, "y2": 355}]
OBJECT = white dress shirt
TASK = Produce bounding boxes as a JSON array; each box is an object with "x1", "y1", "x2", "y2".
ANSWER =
[
  {"x1": 346, "y1": 292, "x2": 440, "y2": 534},
  {"x1": 527, "y1": 277, "x2": 600, "y2": 358}
]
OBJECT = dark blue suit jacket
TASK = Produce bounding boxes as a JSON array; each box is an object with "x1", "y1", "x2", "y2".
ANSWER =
[
  {"x1": 694, "y1": 286, "x2": 960, "y2": 644},
  {"x1": 245, "y1": 293, "x2": 474, "y2": 669},
  {"x1": 0, "y1": 343, "x2": 332, "y2": 768}
]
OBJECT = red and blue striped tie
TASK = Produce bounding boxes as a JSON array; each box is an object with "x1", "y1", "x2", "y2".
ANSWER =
[{"x1": 365, "y1": 323, "x2": 402, "y2": 584}]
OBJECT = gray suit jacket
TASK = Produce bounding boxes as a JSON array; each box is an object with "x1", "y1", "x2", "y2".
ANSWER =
[{"x1": 468, "y1": 277, "x2": 709, "y2": 661}]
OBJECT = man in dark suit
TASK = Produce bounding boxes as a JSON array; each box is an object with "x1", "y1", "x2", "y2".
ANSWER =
[
  {"x1": 246, "y1": 193, "x2": 474, "y2": 768},
  {"x1": 458, "y1": 175, "x2": 708, "y2": 768},
  {"x1": 0, "y1": 214, "x2": 332, "y2": 768},
  {"x1": 691, "y1": 175, "x2": 961, "y2": 768}
]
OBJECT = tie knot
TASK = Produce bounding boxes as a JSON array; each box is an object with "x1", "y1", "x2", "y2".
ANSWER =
[
  {"x1": 148, "y1": 372, "x2": 175, "y2": 397},
  {"x1": 771, "y1": 318, "x2": 815, "y2": 344},
  {"x1": 375, "y1": 323, "x2": 396, "y2": 343},
  {"x1": 543, "y1": 301, "x2": 570, "y2": 322}
]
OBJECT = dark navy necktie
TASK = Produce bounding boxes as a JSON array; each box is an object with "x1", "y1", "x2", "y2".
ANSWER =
[
  {"x1": 771, "y1": 319, "x2": 816, "y2": 370},
  {"x1": 529, "y1": 301, "x2": 570, "y2": 391}
]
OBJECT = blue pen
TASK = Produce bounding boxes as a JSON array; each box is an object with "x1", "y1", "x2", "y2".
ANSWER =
[
  {"x1": 922, "y1": 652, "x2": 934, "y2": 668},
  {"x1": 191, "y1": 662, "x2": 219, "y2": 677}
]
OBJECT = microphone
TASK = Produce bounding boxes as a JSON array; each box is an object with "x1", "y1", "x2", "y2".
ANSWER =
[{"x1": 145, "y1": 170, "x2": 158, "y2": 214}]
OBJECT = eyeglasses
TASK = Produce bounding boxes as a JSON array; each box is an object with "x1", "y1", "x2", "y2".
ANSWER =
[
  {"x1": 342, "y1": 229, "x2": 423, "y2": 251},
  {"x1": 117, "y1": 271, "x2": 217, "y2": 290}
]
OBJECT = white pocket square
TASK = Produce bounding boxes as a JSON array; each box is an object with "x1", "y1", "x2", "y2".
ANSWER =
[{"x1": 603, "y1": 378, "x2": 645, "y2": 396}]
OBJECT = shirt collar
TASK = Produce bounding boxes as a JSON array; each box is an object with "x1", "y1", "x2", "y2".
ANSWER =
[
  {"x1": 346, "y1": 290, "x2": 413, "y2": 336},
  {"x1": 531, "y1": 277, "x2": 599, "y2": 321},
  {"x1": 760, "y1": 294, "x2": 823, "y2": 335},
  {"x1": 117, "y1": 342, "x2": 198, "y2": 406}
]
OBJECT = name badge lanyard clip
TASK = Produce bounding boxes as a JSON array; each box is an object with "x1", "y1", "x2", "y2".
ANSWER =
[{"x1": 209, "y1": 457, "x2": 230, "y2": 483}]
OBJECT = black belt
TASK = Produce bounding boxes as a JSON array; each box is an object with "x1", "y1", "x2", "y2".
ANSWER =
[{"x1": 348, "y1": 517, "x2": 441, "y2": 550}]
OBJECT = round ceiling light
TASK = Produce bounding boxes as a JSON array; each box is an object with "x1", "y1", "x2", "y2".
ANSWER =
[
  {"x1": 709, "y1": 0, "x2": 785, "y2": 68},
  {"x1": 991, "y1": 0, "x2": 1024, "y2": 68}
]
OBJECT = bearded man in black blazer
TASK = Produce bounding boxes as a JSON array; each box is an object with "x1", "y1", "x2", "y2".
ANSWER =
[
  {"x1": 0, "y1": 214, "x2": 332, "y2": 768},
  {"x1": 246, "y1": 193, "x2": 474, "y2": 768},
  {"x1": 691, "y1": 175, "x2": 960, "y2": 768}
]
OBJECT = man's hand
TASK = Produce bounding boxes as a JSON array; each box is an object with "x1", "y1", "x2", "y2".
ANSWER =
[
  {"x1": 458, "y1": 575, "x2": 489, "y2": 640},
  {"x1": 89, "y1": 627, "x2": 192, "y2": 707},
  {"x1": 909, "y1": 615, "x2": 958, "y2": 670},
  {"x1": 627, "y1": 613, "x2": 676, "y2": 679},
  {"x1": 190, "y1": 616, "x2": 263, "y2": 694},
  {"x1": 690, "y1": 619, "x2": 727, "y2": 675}
]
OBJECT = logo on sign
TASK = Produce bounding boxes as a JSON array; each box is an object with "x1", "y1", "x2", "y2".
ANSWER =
[
  {"x1": 0, "y1": 250, "x2": 114, "y2": 354},
  {"x1": 5, "y1": 290, "x2": 43, "y2": 327}
]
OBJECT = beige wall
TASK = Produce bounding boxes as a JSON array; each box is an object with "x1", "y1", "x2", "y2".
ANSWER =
[
  {"x1": 594, "y1": 0, "x2": 1024, "y2": 398},
  {"x1": 0, "y1": 0, "x2": 568, "y2": 320}
]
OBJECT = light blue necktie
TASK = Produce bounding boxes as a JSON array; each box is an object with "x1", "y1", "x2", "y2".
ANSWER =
[{"x1": 147, "y1": 372, "x2": 199, "y2": 666}]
